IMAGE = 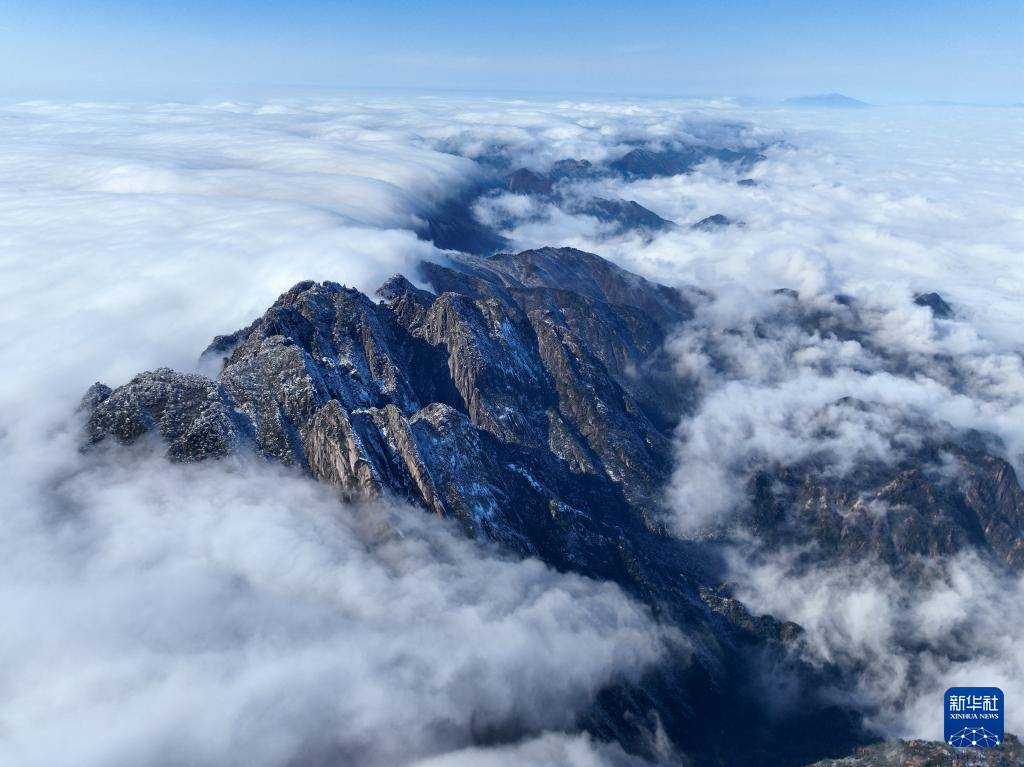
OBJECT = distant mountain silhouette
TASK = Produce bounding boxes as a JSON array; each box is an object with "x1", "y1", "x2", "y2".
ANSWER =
[{"x1": 786, "y1": 93, "x2": 870, "y2": 108}]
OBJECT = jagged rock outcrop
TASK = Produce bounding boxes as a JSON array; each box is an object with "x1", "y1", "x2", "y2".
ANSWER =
[
  {"x1": 700, "y1": 584, "x2": 804, "y2": 643},
  {"x1": 84, "y1": 248, "x2": 703, "y2": 554},
  {"x1": 85, "y1": 369, "x2": 245, "y2": 461}
]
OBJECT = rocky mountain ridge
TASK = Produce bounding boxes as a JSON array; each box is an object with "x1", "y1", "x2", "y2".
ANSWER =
[{"x1": 81, "y1": 246, "x2": 1024, "y2": 765}]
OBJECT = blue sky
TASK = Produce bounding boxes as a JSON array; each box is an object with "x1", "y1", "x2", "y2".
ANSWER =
[{"x1": 1, "y1": 0, "x2": 1021, "y2": 102}]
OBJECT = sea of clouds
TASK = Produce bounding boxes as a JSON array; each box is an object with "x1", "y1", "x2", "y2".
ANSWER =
[
  {"x1": 1, "y1": 94, "x2": 1023, "y2": 762},
  {"x1": 1, "y1": 447, "x2": 670, "y2": 767},
  {"x1": 0, "y1": 97, "x2": 696, "y2": 767}
]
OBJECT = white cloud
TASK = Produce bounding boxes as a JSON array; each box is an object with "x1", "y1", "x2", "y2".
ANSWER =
[
  {"x1": 730, "y1": 549, "x2": 1024, "y2": 740},
  {"x1": 0, "y1": 447, "x2": 670, "y2": 767},
  {"x1": 407, "y1": 732, "x2": 657, "y2": 767},
  {"x1": 0, "y1": 97, "x2": 703, "y2": 767},
  {"x1": 2, "y1": 94, "x2": 1024, "y2": 760}
]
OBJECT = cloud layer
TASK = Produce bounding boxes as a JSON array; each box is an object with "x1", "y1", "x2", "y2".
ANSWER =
[
  {"x1": 730, "y1": 549, "x2": 1024, "y2": 739},
  {"x1": 0, "y1": 445, "x2": 671, "y2": 767},
  {"x1": 0, "y1": 97, "x2": 702, "y2": 767},
  {"x1": 2, "y1": 95, "x2": 1024, "y2": 760},
  {"x1": 394, "y1": 98, "x2": 1024, "y2": 743}
]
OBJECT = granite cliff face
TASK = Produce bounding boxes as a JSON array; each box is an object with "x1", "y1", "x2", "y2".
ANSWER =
[
  {"x1": 81, "y1": 247, "x2": 1024, "y2": 765},
  {"x1": 85, "y1": 248, "x2": 690, "y2": 549}
]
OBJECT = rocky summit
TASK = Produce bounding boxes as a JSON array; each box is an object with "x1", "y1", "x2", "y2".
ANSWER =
[
  {"x1": 81, "y1": 246, "x2": 1024, "y2": 765},
  {"x1": 85, "y1": 247, "x2": 693, "y2": 545}
]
